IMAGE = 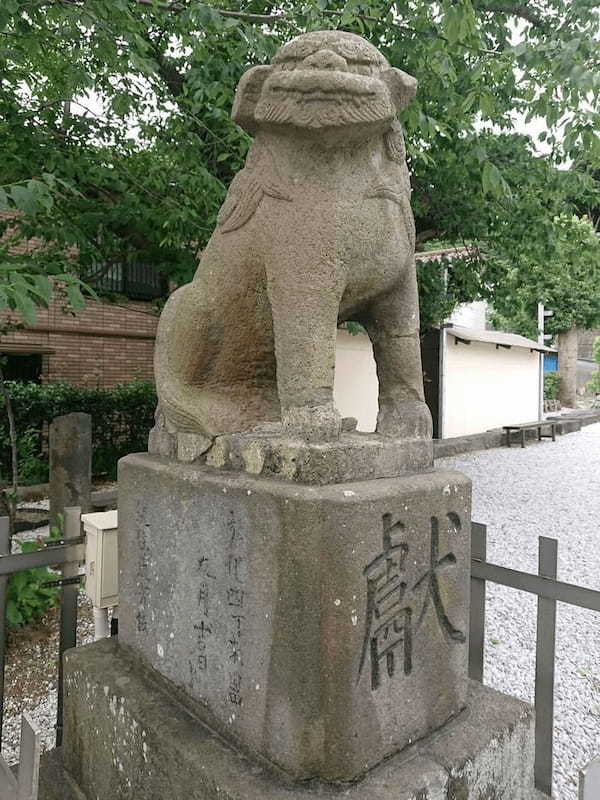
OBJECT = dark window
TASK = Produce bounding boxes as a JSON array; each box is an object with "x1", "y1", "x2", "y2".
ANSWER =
[{"x1": 2, "y1": 354, "x2": 42, "y2": 383}]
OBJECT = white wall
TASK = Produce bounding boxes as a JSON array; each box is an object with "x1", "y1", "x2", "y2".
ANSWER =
[
  {"x1": 333, "y1": 327, "x2": 541, "y2": 439},
  {"x1": 334, "y1": 329, "x2": 378, "y2": 432},
  {"x1": 443, "y1": 337, "x2": 540, "y2": 438}
]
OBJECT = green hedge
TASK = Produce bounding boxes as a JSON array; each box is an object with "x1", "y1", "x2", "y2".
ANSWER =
[{"x1": 0, "y1": 380, "x2": 157, "y2": 483}]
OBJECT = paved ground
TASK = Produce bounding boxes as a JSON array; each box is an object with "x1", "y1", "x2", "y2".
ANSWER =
[{"x1": 439, "y1": 422, "x2": 600, "y2": 800}]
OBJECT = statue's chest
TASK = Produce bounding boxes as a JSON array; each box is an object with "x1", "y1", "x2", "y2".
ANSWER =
[
  {"x1": 261, "y1": 189, "x2": 413, "y2": 296},
  {"x1": 294, "y1": 191, "x2": 413, "y2": 269}
]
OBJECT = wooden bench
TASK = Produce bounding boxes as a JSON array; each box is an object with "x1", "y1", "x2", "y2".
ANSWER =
[{"x1": 503, "y1": 420, "x2": 557, "y2": 448}]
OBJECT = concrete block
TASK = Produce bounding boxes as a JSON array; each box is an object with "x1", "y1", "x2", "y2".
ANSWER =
[
  {"x1": 117, "y1": 453, "x2": 471, "y2": 781},
  {"x1": 48, "y1": 638, "x2": 536, "y2": 800}
]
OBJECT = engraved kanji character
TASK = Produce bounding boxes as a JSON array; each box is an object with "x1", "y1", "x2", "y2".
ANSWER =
[
  {"x1": 228, "y1": 672, "x2": 242, "y2": 705},
  {"x1": 227, "y1": 587, "x2": 244, "y2": 608},
  {"x1": 194, "y1": 620, "x2": 212, "y2": 641},
  {"x1": 358, "y1": 513, "x2": 412, "y2": 690},
  {"x1": 412, "y1": 514, "x2": 465, "y2": 643}
]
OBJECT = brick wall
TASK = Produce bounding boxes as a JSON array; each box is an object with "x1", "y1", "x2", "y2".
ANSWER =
[
  {"x1": 0, "y1": 209, "x2": 158, "y2": 386},
  {"x1": 0, "y1": 294, "x2": 158, "y2": 387}
]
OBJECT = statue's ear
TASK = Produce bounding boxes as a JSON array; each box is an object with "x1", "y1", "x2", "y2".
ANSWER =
[
  {"x1": 231, "y1": 65, "x2": 273, "y2": 132},
  {"x1": 381, "y1": 68, "x2": 417, "y2": 112}
]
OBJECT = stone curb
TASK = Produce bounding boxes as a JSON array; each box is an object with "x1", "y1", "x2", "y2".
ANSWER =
[{"x1": 433, "y1": 409, "x2": 600, "y2": 460}]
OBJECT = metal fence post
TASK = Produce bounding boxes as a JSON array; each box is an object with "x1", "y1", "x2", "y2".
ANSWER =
[
  {"x1": 55, "y1": 506, "x2": 81, "y2": 747},
  {"x1": 469, "y1": 522, "x2": 487, "y2": 682},
  {"x1": 535, "y1": 536, "x2": 558, "y2": 797},
  {"x1": 0, "y1": 517, "x2": 9, "y2": 750}
]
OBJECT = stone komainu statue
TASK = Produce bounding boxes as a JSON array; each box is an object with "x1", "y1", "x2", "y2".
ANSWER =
[{"x1": 153, "y1": 30, "x2": 432, "y2": 446}]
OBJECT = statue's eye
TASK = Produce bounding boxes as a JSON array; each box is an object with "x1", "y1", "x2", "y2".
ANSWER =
[
  {"x1": 351, "y1": 64, "x2": 373, "y2": 75},
  {"x1": 281, "y1": 60, "x2": 298, "y2": 71}
]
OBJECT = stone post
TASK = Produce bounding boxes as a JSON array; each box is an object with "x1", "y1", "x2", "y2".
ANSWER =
[{"x1": 49, "y1": 412, "x2": 92, "y2": 531}]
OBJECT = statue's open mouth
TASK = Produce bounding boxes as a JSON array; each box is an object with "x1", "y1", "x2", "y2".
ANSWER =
[
  {"x1": 269, "y1": 87, "x2": 377, "y2": 104},
  {"x1": 266, "y1": 69, "x2": 383, "y2": 99}
]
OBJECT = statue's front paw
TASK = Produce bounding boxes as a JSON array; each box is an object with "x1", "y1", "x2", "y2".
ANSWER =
[
  {"x1": 377, "y1": 399, "x2": 433, "y2": 439},
  {"x1": 282, "y1": 404, "x2": 342, "y2": 443}
]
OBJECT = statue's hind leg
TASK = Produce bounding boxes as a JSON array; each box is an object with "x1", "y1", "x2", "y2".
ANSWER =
[{"x1": 154, "y1": 271, "x2": 279, "y2": 438}]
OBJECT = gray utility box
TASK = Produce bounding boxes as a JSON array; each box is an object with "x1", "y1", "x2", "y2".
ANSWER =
[{"x1": 82, "y1": 510, "x2": 119, "y2": 608}]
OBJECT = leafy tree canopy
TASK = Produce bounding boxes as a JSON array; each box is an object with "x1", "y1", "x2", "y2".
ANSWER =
[
  {"x1": 491, "y1": 213, "x2": 600, "y2": 338},
  {"x1": 0, "y1": 0, "x2": 599, "y2": 325}
]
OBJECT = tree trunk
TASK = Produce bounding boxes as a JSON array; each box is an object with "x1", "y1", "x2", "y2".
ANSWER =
[
  {"x1": 557, "y1": 326, "x2": 579, "y2": 408},
  {"x1": 0, "y1": 362, "x2": 18, "y2": 538}
]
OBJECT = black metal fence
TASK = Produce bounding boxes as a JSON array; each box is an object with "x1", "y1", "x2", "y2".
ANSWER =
[
  {"x1": 470, "y1": 521, "x2": 600, "y2": 797},
  {"x1": 0, "y1": 509, "x2": 84, "y2": 749},
  {"x1": 83, "y1": 262, "x2": 166, "y2": 300}
]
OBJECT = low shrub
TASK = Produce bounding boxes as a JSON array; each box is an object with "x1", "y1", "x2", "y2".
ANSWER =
[
  {"x1": 544, "y1": 371, "x2": 560, "y2": 401},
  {"x1": 7, "y1": 539, "x2": 60, "y2": 626},
  {"x1": 0, "y1": 379, "x2": 157, "y2": 482}
]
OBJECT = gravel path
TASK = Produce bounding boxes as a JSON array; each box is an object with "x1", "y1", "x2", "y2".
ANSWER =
[{"x1": 439, "y1": 422, "x2": 600, "y2": 800}]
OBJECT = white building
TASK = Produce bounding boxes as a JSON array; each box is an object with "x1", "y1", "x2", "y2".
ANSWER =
[{"x1": 333, "y1": 254, "x2": 556, "y2": 439}]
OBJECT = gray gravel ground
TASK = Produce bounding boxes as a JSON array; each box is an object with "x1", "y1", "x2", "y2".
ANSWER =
[{"x1": 439, "y1": 422, "x2": 600, "y2": 800}]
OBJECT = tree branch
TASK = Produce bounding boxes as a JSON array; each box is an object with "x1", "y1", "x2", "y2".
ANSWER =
[
  {"x1": 54, "y1": 0, "x2": 501, "y2": 55},
  {"x1": 19, "y1": 99, "x2": 70, "y2": 119},
  {"x1": 478, "y1": 4, "x2": 544, "y2": 27}
]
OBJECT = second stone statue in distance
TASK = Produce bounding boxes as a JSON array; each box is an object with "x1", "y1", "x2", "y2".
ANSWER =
[{"x1": 154, "y1": 30, "x2": 432, "y2": 444}]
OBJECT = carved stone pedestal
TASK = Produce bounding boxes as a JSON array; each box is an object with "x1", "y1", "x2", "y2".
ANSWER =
[{"x1": 116, "y1": 453, "x2": 470, "y2": 781}]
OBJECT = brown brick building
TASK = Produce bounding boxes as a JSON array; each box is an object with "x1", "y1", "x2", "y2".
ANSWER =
[{"x1": 0, "y1": 210, "x2": 160, "y2": 387}]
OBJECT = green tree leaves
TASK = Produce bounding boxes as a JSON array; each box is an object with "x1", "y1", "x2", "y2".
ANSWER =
[
  {"x1": 0, "y1": 0, "x2": 598, "y2": 330},
  {"x1": 492, "y1": 214, "x2": 600, "y2": 337}
]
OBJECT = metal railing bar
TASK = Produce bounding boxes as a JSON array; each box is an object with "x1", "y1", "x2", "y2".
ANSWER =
[
  {"x1": 534, "y1": 536, "x2": 558, "y2": 797},
  {"x1": 0, "y1": 541, "x2": 84, "y2": 576},
  {"x1": 56, "y1": 508, "x2": 81, "y2": 747},
  {"x1": 0, "y1": 519, "x2": 9, "y2": 751},
  {"x1": 471, "y1": 561, "x2": 600, "y2": 612},
  {"x1": 468, "y1": 522, "x2": 486, "y2": 682}
]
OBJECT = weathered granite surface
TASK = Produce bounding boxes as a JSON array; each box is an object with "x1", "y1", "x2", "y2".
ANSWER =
[
  {"x1": 205, "y1": 431, "x2": 433, "y2": 483},
  {"x1": 40, "y1": 638, "x2": 536, "y2": 800},
  {"x1": 49, "y1": 412, "x2": 92, "y2": 529},
  {"x1": 150, "y1": 428, "x2": 434, "y2": 483},
  {"x1": 153, "y1": 30, "x2": 432, "y2": 445},
  {"x1": 118, "y1": 452, "x2": 471, "y2": 782}
]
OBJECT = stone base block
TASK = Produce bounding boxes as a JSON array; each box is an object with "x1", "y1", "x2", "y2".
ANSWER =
[
  {"x1": 149, "y1": 425, "x2": 434, "y2": 485},
  {"x1": 118, "y1": 454, "x2": 471, "y2": 781},
  {"x1": 205, "y1": 431, "x2": 434, "y2": 484},
  {"x1": 41, "y1": 638, "x2": 537, "y2": 800}
]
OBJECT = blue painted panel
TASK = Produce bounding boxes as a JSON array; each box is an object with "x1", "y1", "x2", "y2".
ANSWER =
[{"x1": 544, "y1": 353, "x2": 558, "y2": 371}]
